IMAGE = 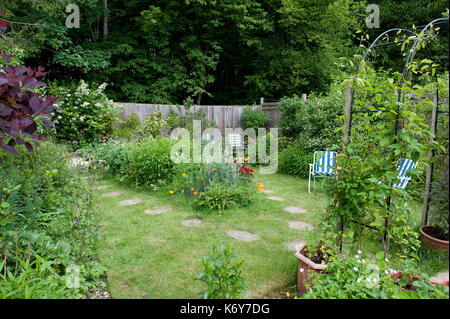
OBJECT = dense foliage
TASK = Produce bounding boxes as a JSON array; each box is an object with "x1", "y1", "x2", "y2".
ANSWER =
[
  {"x1": 45, "y1": 80, "x2": 121, "y2": 144},
  {"x1": 0, "y1": 141, "x2": 105, "y2": 298},
  {"x1": 80, "y1": 137, "x2": 175, "y2": 188},
  {"x1": 172, "y1": 159, "x2": 257, "y2": 211},
  {"x1": 1, "y1": 13, "x2": 59, "y2": 163},
  {"x1": 240, "y1": 107, "x2": 270, "y2": 130},
  {"x1": 303, "y1": 251, "x2": 449, "y2": 299}
]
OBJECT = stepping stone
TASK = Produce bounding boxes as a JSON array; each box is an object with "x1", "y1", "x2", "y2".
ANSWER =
[
  {"x1": 93, "y1": 185, "x2": 109, "y2": 190},
  {"x1": 261, "y1": 190, "x2": 275, "y2": 194},
  {"x1": 182, "y1": 219, "x2": 202, "y2": 227},
  {"x1": 145, "y1": 206, "x2": 170, "y2": 215},
  {"x1": 284, "y1": 206, "x2": 306, "y2": 214},
  {"x1": 119, "y1": 198, "x2": 141, "y2": 206},
  {"x1": 267, "y1": 196, "x2": 284, "y2": 201},
  {"x1": 226, "y1": 230, "x2": 259, "y2": 242},
  {"x1": 430, "y1": 270, "x2": 449, "y2": 284},
  {"x1": 102, "y1": 192, "x2": 122, "y2": 197},
  {"x1": 284, "y1": 241, "x2": 305, "y2": 251},
  {"x1": 288, "y1": 221, "x2": 314, "y2": 231}
]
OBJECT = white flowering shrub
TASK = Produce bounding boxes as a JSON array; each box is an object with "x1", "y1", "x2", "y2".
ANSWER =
[{"x1": 46, "y1": 80, "x2": 122, "y2": 143}]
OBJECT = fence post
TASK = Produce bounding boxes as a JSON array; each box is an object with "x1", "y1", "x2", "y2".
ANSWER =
[
  {"x1": 260, "y1": 97, "x2": 264, "y2": 111},
  {"x1": 421, "y1": 95, "x2": 438, "y2": 226},
  {"x1": 302, "y1": 93, "x2": 307, "y2": 104},
  {"x1": 343, "y1": 83, "x2": 353, "y2": 142}
]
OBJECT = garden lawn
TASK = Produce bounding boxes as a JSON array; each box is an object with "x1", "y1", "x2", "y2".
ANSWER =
[
  {"x1": 93, "y1": 170, "x2": 328, "y2": 298},
  {"x1": 92, "y1": 170, "x2": 448, "y2": 298}
]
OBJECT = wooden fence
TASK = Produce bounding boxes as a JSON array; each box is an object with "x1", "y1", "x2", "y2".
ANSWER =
[{"x1": 117, "y1": 100, "x2": 286, "y2": 133}]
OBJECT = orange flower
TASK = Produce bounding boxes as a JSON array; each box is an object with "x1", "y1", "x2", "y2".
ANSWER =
[
  {"x1": 191, "y1": 187, "x2": 195, "y2": 191},
  {"x1": 212, "y1": 168, "x2": 217, "y2": 171},
  {"x1": 193, "y1": 191, "x2": 198, "y2": 195}
]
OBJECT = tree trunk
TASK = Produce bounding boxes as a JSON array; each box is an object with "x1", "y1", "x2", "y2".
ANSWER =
[
  {"x1": 103, "y1": 0, "x2": 108, "y2": 40},
  {"x1": 196, "y1": 92, "x2": 202, "y2": 105}
]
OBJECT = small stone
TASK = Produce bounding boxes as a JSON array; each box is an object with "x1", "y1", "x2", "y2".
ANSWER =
[
  {"x1": 261, "y1": 190, "x2": 275, "y2": 194},
  {"x1": 119, "y1": 198, "x2": 141, "y2": 206},
  {"x1": 288, "y1": 221, "x2": 314, "y2": 231},
  {"x1": 284, "y1": 241, "x2": 305, "y2": 251},
  {"x1": 430, "y1": 270, "x2": 449, "y2": 284},
  {"x1": 93, "y1": 185, "x2": 109, "y2": 190},
  {"x1": 284, "y1": 206, "x2": 306, "y2": 214},
  {"x1": 102, "y1": 192, "x2": 122, "y2": 197},
  {"x1": 182, "y1": 219, "x2": 202, "y2": 227},
  {"x1": 226, "y1": 230, "x2": 259, "y2": 241},
  {"x1": 267, "y1": 196, "x2": 284, "y2": 201},
  {"x1": 145, "y1": 206, "x2": 170, "y2": 215}
]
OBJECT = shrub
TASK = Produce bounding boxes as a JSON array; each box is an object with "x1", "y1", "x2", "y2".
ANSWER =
[
  {"x1": 240, "y1": 107, "x2": 270, "y2": 130},
  {"x1": 278, "y1": 83, "x2": 343, "y2": 152},
  {"x1": 196, "y1": 241, "x2": 247, "y2": 299},
  {"x1": 278, "y1": 142, "x2": 313, "y2": 178},
  {"x1": 141, "y1": 111, "x2": 167, "y2": 138},
  {"x1": 172, "y1": 159, "x2": 257, "y2": 211},
  {"x1": 195, "y1": 182, "x2": 255, "y2": 211},
  {"x1": 46, "y1": 80, "x2": 122, "y2": 144},
  {"x1": 81, "y1": 137, "x2": 175, "y2": 188},
  {"x1": 112, "y1": 114, "x2": 141, "y2": 139},
  {"x1": 278, "y1": 95, "x2": 303, "y2": 138},
  {"x1": 0, "y1": 56, "x2": 59, "y2": 163}
]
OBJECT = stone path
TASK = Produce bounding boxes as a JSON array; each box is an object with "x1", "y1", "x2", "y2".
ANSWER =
[
  {"x1": 266, "y1": 196, "x2": 284, "y2": 201},
  {"x1": 261, "y1": 189, "x2": 275, "y2": 194},
  {"x1": 182, "y1": 218, "x2": 202, "y2": 227},
  {"x1": 284, "y1": 241, "x2": 305, "y2": 251},
  {"x1": 430, "y1": 270, "x2": 449, "y2": 284},
  {"x1": 226, "y1": 230, "x2": 259, "y2": 242},
  {"x1": 288, "y1": 221, "x2": 314, "y2": 231},
  {"x1": 102, "y1": 191, "x2": 123, "y2": 197},
  {"x1": 145, "y1": 206, "x2": 170, "y2": 215},
  {"x1": 284, "y1": 206, "x2": 305, "y2": 214},
  {"x1": 119, "y1": 198, "x2": 141, "y2": 206}
]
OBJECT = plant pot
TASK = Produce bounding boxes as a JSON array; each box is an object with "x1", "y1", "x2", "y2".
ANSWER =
[
  {"x1": 420, "y1": 226, "x2": 449, "y2": 251},
  {"x1": 294, "y1": 246, "x2": 328, "y2": 295}
]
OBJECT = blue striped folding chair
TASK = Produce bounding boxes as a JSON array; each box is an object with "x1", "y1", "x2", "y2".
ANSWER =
[
  {"x1": 392, "y1": 158, "x2": 418, "y2": 189},
  {"x1": 308, "y1": 151, "x2": 337, "y2": 193}
]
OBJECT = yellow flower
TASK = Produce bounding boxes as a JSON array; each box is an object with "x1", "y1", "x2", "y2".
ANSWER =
[
  {"x1": 193, "y1": 191, "x2": 198, "y2": 196},
  {"x1": 182, "y1": 173, "x2": 186, "y2": 176},
  {"x1": 286, "y1": 292, "x2": 290, "y2": 297},
  {"x1": 169, "y1": 190, "x2": 174, "y2": 194}
]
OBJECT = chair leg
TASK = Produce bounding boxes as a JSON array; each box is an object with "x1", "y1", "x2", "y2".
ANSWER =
[{"x1": 308, "y1": 171, "x2": 312, "y2": 193}]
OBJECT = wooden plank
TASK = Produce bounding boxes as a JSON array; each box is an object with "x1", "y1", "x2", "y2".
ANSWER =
[{"x1": 343, "y1": 82, "x2": 353, "y2": 142}]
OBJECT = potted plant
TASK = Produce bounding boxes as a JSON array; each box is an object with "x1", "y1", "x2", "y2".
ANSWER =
[
  {"x1": 294, "y1": 241, "x2": 331, "y2": 295},
  {"x1": 420, "y1": 158, "x2": 449, "y2": 251}
]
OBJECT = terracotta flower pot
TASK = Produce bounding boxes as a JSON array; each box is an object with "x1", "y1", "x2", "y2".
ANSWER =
[
  {"x1": 294, "y1": 246, "x2": 327, "y2": 295},
  {"x1": 420, "y1": 226, "x2": 449, "y2": 251}
]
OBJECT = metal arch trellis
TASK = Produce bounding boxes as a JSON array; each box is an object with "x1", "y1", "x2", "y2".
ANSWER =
[{"x1": 342, "y1": 18, "x2": 449, "y2": 246}]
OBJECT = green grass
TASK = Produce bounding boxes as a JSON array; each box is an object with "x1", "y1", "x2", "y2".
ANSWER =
[{"x1": 90, "y1": 169, "x2": 448, "y2": 299}]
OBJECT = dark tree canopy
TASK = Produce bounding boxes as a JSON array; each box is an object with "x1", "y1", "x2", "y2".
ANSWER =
[{"x1": 0, "y1": 0, "x2": 448, "y2": 104}]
